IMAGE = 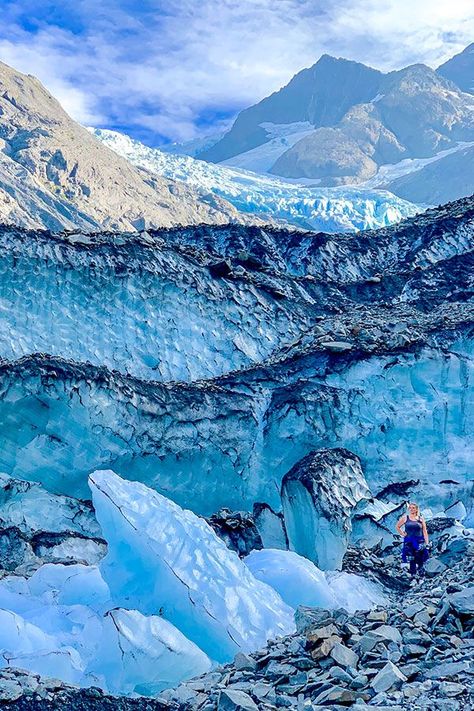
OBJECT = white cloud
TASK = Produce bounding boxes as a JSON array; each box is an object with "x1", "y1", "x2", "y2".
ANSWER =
[{"x1": 0, "y1": 0, "x2": 473, "y2": 142}]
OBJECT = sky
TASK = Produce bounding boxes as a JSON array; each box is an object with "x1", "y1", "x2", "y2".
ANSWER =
[{"x1": 0, "y1": 0, "x2": 473, "y2": 146}]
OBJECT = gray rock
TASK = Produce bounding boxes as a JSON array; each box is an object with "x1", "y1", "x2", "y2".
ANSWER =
[
  {"x1": 370, "y1": 661, "x2": 407, "y2": 693},
  {"x1": 437, "y1": 681, "x2": 466, "y2": 697},
  {"x1": 295, "y1": 607, "x2": 333, "y2": 633},
  {"x1": 424, "y1": 558, "x2": 448, "y2": 576},
  {"x1": 330, "y1": 642, "x2": 359, "y2": 668},
  {"x1": 313, "y1": 685, "x2": 367, "y2": 705},
  {"x1": 218, "y1": 689, "x2": 259, "y2": 711},
  {"x1": 0, "y1": 679, "x2": 23, "y2": 702},
  {"x1": 424, "y1": 661, "x2": 470, "y2": 679},
  {"x1": 449, "y1": 587, "x2": 474, "y2": 615},
  {"x1": 370, "y1": 625, "x2": 402, "y2": 645},
  {"x1": 233, "y1": 653, "x2": 257, "y2": 672},
  {"x1": 329, "y1": 666, "x2": 354, "y2": 684}
]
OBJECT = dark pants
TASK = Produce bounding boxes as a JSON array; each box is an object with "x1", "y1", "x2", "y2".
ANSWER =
[
  {"x1": 409, "y1": 549, "x2": 426, "y2": 576},
  {"x1": 402, "y1": 536, "x2": 428, "y2": 576}
]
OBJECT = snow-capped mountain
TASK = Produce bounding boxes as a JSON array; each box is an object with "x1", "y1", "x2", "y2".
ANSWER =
[
  {"x1": 192, "y1": 49, "x2": 474, "y2": 206},
  {"x1": 91, "y1": 128, "x2": 419, "y2": 232}
]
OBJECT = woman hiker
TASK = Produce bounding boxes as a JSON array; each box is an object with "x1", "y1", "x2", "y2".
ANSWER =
[{"x1": 395, "y1": 502, "x2": 430, "y2": 581}]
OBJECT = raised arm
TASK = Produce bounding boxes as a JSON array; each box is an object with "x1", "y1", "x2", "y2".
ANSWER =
[
  {"x1": 421, "y1": 517, "x2": 429, "y2": 545},
  {"x1": 395, "y1": 514, "x2": 407, "y2": 537}
]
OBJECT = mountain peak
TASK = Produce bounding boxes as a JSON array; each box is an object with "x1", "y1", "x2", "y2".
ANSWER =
[{"x1": 437, "y1": 42, "x2": 474, "y2": 94}]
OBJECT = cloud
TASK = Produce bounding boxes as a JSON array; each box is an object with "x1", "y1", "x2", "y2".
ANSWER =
[{"x1": 0, "y1": 0, "x2": 473, "y2": 144}]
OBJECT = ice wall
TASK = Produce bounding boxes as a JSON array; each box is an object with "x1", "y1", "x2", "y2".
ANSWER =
[{"x1": 0, "y1": 330, "x2": 471, "y2": 518}]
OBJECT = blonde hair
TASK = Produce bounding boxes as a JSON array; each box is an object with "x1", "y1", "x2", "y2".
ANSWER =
[{"x1": 407, "y1": 502, "x2": 420, "y2": 518}]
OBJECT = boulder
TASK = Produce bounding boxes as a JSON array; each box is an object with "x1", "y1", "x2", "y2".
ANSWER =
[
  {"x1": 330, "y1": 642, "x2": 359, "y2": 668},
  {"x1": 449, "y1": 587, "x2": 474, "y2": 615},
  {"x1": 218, "y1": 689, "x2": 259, "y2": 711},
  {"x1": 424, "y1": 558, "x2": 448, "y2": 576},
  {"x1": 371, "y1": 661, "x2": 407, "y2": 693}
]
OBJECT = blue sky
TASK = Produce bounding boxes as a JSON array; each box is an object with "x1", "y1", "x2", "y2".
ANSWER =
[{"x1": 0, "y1": 0, "x2": 473, "y2": 146}]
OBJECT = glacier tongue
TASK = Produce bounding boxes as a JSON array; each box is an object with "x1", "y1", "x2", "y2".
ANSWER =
[
  {"x1": 92, "y1": 127, "x2": 419, "y2": 232},
  {"x1": 89, "y1": 469, "x2": 295, "y2": 663}
]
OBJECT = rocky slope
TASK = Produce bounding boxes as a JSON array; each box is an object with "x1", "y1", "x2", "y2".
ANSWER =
[
  {"x1": 437, "y1": 42, "x2": 474, "y2": 94},
  {"x1": 0, "y1": 61, "x2": 245, "y2": 231}
]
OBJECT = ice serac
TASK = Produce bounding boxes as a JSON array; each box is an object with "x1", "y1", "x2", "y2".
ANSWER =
[
  {"x1": 281, "y1": 449, "x2": 370, "y2": 570},
  {"x1": 0, "y1": 473, "x2": 105, "y2": 574},
  {"x1": 89, "y1": 470, "x2": 295, "y2": 663}
]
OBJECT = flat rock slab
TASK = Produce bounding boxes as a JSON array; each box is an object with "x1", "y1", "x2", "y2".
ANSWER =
[
  {"x1": 371, "y1": 661, "x2": 407, "y2": 693},
  {"x1": 424, "y1": 661, "x2": 471, "y2": 679},
  {"x1": 218, "y1": 689, "x2": 259, "y2": 711}
]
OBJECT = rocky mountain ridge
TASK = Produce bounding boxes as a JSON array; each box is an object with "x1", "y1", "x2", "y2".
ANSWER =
[{"x1": 0, "y1": 61, "x2": 247, "y2": 231}]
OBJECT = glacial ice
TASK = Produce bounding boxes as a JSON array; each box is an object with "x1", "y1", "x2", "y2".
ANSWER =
[
  {"x1": 93, "y1": 609, "x2": 211, "y2": 695},
  {"x1": 1, "y1": 334, "x2": 471, "y2": 522},
  {"x1": 325, "y1": 571, "x2": 389, "y2": 613},
  {"x1": 92, "y1": 128, "x2": 419, "y2": 232},
  {"x1": 0, "y1": 563, "x2": 211, "y2": 695},
  {"x1": 0, "y1": 227, "x2": 315, "y2": 382},
  {"x1": 0, "y1": 472, "x2": 100, "y2": 538},
  {"x1": 281, "y1": 449, "x2": 370, "y2": 570},
  {"x1": 89, "y1": 470, "x2": 295, "y2": 662},
  {"x1": 245, "y1": 549, "x2": 388, "y2": 613},
  {"x1": 245, "y1": 549, "x2": 336, "y2": 609}
]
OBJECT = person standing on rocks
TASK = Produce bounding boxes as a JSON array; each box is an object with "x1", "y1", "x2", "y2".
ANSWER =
[{"x1": 396, "y1": 502, "x2": 430, "y2": 580}]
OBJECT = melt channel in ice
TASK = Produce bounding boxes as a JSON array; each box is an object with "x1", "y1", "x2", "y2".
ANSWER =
[{"x1": 89, "y1": 469, "x2": 295, "y2": 663}]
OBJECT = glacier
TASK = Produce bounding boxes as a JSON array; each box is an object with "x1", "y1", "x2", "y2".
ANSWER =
[
  {"x1": 0, "y1": 226, "x2": 317, "y2": 381},
  {"x1": 91, "y1": 128, "x2": 420, "y2": 232},
  {"x1": 1, "y1": 305, "x2": 470, "y2": 520},
  {"x1": 0, "y1": 193, "x2": 472, "y2": 700}
]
